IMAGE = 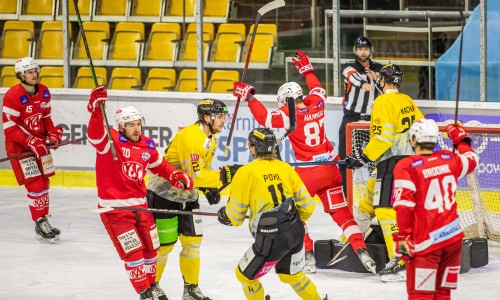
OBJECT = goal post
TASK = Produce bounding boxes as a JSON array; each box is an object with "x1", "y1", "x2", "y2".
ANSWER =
[{"x1": 345, "y1": 121, "x2": 500, "y2": 242}]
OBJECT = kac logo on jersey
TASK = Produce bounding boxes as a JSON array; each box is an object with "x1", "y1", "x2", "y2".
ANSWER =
[
  {"x1": 411, "y1": 159, "x2": 424, "y2": 168},
  {"x1": 20, "y1": 95, "x2": 28, "y2": 105},
  {"x1": 119, "y1": 134, "x2": 128, "y2": 143},
  {"x1": 122, "y1": 161, "x2": 144, "y2": 182},
  {"x1": 440, "y1": 154, "x2": 452, "y2": 160},
  {"x1": 147, "y1": 140, "x2": 155, "y2": 150},
  {"x1": 141, "y1": 152, "x2": 151, "y2": 162},
  {"x1": 43, "y1": 90, "x2": 50, "y2": 99}
]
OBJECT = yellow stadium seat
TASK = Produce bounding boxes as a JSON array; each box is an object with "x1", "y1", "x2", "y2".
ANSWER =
[
  {"x1": 75, "y1": 22, "x2": 110, "y2": 60},
  {"x1": 169, "y1": 0, "x2": 194, "y2": 16},
  {"x1": 1, "y1": 66, "x2": 18, "y2": 88},
  {"x1": 1, "y1": 21, "x2": 34, "y2": 58},
  {"x1": 204, "y1": 0, "x2": 229, "y2": 17},
  {"x1": 74, "y1": 67, "x2": 107, "y2": 89},
  {"x1": 98, "y1": 0, "x2": 127, "y2": 16},
  {"x1": 134, "y1": 0, "x2": 162, "y2": 16},
  {"x1": 39, "y1": 21, "x2": 73, "y2": 59},
  {"x1": 211, "y1": 23, "x2": 246, "y2": 62},
  {"x1": 243, "y1": 24, "x2": 277, "y2": 63},
  {"x1": 208, "y1": 70, "x2": 239, "y2": 93},
  {"x1": 68, "y1": 0, "x2": 91, "y2": 15},
  {"x1": 39, "y1": 67, "x2": 64, "y2": 88},
  {"x1": 109, "y1": 68, "x2": 142, "y2": 90},
  {"x1": 145, "y1": 23, "x2": 180, "y2": 61},
  {"x1": 144, "y1": 68, "x2": 176, "y2": 91},
  {"x1": 110, "y1": 22, "x2": 145, "y2": 60},
  {"x1": 176, "y1": 69, "x2": 207, "y2": 92},
  {"x1": 179, "y1": 23, "x2": 214, "y2": 61},
  {"x1": 25, "y1": 0, "x2": 53, "y2": 15},
  {"x1": 0, "y1": 0, "x2": 17, "y2": 14}
]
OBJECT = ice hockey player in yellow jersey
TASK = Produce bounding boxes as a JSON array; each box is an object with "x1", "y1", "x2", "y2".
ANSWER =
[
  {"x1": 146, "y1": 99, "x2": 242, "y2": 300},
  {"x1": 345, "y1": 64, "x2": 424, "y2": 282},
  {"x1": 217, "y1": 128, "x2": 324, "y2": 300}
]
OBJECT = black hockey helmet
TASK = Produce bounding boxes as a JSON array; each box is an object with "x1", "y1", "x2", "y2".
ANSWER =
[
  {"x1": 247, "y1": 128, "x2": 276, "y2": 154},
  {"x1": 197, "y1": 99, "x2": 228, "y2": 120},
  {"x1": 353, "y1": 36, "x2": 373, "y2": 54},
  {"x1": 380, "y1": 64, "x2": 404, "y2": 87}
]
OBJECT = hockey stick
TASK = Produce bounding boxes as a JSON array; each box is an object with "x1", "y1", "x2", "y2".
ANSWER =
[
  {"x1": 94, "y1": 206, "x2": 249, "y2": 219},
  {"x1": 0, "y1": 137, "x2": 87, "y2": 163},
  {"x1": 454, "y1": 11, "x2": 465, "y2": 126},
  {"x1": 224, "y1": 0, "x2": 286, "y2": 157},
  {"x1": 289, "y1": 160, "x2": 348, "y2": 167},
  {"x1": 327, "y1": 227, "x2": 374, "y2": 267},
  {"x1": 276, "y1": 95, "x2": 297, "y2": 144},
  {"x1": 72, "y1": 0, "x2": 118, "y2": 162}
]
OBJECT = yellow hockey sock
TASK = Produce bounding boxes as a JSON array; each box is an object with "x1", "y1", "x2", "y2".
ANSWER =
[
  {"x1": 179, "y1": 234, "x2": 202, "y2": 284},
  {"x1": 278, "y1": 272, "x2": 321, "y2": 300},
  {"x1": 236, "y1": 266, "x2": 265, "y2": 300},
  {"x1": 156, "y1": 244, "x2": 174, "y2": 282}
]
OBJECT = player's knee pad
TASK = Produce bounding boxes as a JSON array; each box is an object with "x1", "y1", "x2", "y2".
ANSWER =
[
  {"x1": 156, "y1": 216, "x2": 179, "y2": 245},
  {"x1": 358, "y1": 169, "x2": 377, "y2": 218},
  {"x1": 236, "y1": 266, "x2": 264, "y2": 299}
]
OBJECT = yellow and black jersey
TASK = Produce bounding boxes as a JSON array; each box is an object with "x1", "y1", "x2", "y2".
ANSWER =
[
  {"x1": 225, "y1": 158, "x2": 315, "y2": 235},
  {"x1": 363, "y1": 90, "x2": 424, "y2": 162}
]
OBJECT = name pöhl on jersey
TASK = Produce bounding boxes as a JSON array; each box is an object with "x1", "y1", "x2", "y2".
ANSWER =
[{"x1": 263, "y1": 173, "x2": 281, "y2": 182}]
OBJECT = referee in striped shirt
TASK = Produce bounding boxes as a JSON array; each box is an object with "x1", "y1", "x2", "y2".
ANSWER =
[{"x1": 339, "y1": 36, "x2": 383, "y2": 194}]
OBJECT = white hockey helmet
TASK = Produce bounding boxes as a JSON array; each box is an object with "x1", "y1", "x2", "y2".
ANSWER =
[
  {"x1": 15, "y1": 57, "x2": 40, "y2": 76},
  {"x1": 277, "y1": 82, "x2": 303, "y2": 107},
  {"x1": 409, "y1": 118, "x2": 439, "y2": 144},
  {"x1": 115, "y1": 106, "x2": 145, "y2": 129}
]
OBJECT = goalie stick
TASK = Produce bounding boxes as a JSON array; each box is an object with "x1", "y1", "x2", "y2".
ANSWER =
[
  {"x1": 327, "y1": 227, "x2": 374, "y2": 267},
  {"x1": 94, "y1": 206, "x2": 249, "y2": 219},
  {"x1": 72, "y1": 0, "x2": 117, "y2": 162},
  {"x1": 224, "y1": 0, "x2": 286, "y2": 157},
  {"x1": 0, "y1": 137, "x2": 87, "y2": 163}
]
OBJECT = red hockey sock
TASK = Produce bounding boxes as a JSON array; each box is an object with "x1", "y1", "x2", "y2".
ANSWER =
[
  {"x1": 330, "y1": 207, "x2": 365, "y2": 252},
  {"x1": 25, "y1": 179, "x2": 49, "y2": 221},
  {"x1": 303, "y1": 222, "x2": 314, "y2": 252},
  {"x1": 124, "y1": 252, "x2": 149, "y2": 293},
  {"x1": 144, "y1": 250, "x2": 158, "y2": 287}
]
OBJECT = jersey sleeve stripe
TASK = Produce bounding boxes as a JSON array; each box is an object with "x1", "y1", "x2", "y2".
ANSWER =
[
  {"x1": 382, "y1": 129, "x2": 394, "y2": 136},
  {"x1": 297, "y1": 197, "x2": 314, "y2": 208},
  {"x1": 2, "y1": 106, "x2": 20, "y2": 116},
  {"x1": 227, "y1": 207, "x2": 246, "y2": 222},
  {"x1": 393, "y1": 199, "x2": 416, "y2": 208},
  {"x1": 191, "y1": 170, "x2": 201, "y2": 178},
  {"x1": 3, "y1": 120, "x2": 16, "y2": 129},
  {"x1": 375, "y1": 135, "x2": 393, "y2": 143},
  {"x1": 264, "y1": 113, "x2": 273, "y2": 127},
  {"x1": 180, "y1": 158, "x2": 190, "y2": 167},
  {"x1": 384, "y1": 123, "x2": 395, "y2": 129},
  {"x1": 229, "y1": 196, "x2": 249, "y2": 209},
  {"x1": 87, "y1": 131, "x2": 107, "y2": 144},
  {"x1": 95, "y1": 143, "x2": 110, "y2": 155},
  {"x1": 394, "y1": 179, "x2": 417, "y2": 192},
  {"x1": 42, "y1": 114, "x2": 51, "y2": 118},
  {"x1": 458, "y1": 154, "x2": 470, "y2": 179},
  {"x1": 277, "y1": 110, "x2": 290, "y2": 128},
  {"x1": 148, "y1": 155, "x2": 163, "y2": 169}
]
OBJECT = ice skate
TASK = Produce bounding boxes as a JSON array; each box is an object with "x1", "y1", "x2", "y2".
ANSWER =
[
  {"x1": 380, "y1": 257, "x2": 406, "y2": 282},
  {"x1": 356, "y1": 248, "x2": 377, "y2": 274},
  {"x1": 41, "y1": 215, "x2": 60, "y2": 241},
  {"x1": 35, "y1": 216, "x2": 56, "y2": 244},
  {"x1": 151, "y1": 282, "x2": 169, "y2": 300},
  {"x1": 303, "y1": 250, "x2": 317, "y2": 273},
  {"x1": 139, "y1": 288, "x2": 154, "y2": 300},
  {"x1": 183, "y1": 283, "x2": 212, "y2": 300}
]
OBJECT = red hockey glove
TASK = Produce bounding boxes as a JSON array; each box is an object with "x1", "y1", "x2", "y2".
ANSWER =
[
  {"x1": 48, "y1": 126, "x2": 63, "y2": 145},
  {"x1": 88, "y1": 86, "x2": 107, "y2": 113},
  {"x1": 219, "y1": 164, "x2": 243, "y2": 185},
  {"x1": 168, "y1": 170, "x2": 193, "y2": 190},
  {"x1": 346, "y1": 149, "x2": 370, "y2": 170},
  {"x1": 446, "y1": 123, "x2": 471, "y2": 146},
  {"x1": 233, "y1": 82, "x2": 255, "y2": 102},
  {"x1": 217, "y1": 206, "x2": 232, "y2": 226},
  {"x1": 292, "y1": 50, "x2": 314, "y2": 75},
  {"x1": 392, "y1": 232, "x2": 415, "y2": 262},
  {"x1": 25, "y1": 135, "x2": 48, "y2": 159}
]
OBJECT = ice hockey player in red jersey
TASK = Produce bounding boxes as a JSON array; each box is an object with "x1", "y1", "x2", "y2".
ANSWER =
[
  {"x1": 392, "y1": 119, "x2": 479, "y2": 300},
  {"x1": 2, "y1": 57, "x2": 63, "y2": 244},
  {"x1": 232, "y1": 50, "x2": 376, "y2": 274},
  {"x1": 87, "y1": 86, "x2": 193, "y2": 300}
]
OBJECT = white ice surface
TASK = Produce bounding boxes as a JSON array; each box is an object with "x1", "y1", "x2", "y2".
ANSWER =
[{"x1": 1, "y1": 186, "x2": 499, "y2": 300}]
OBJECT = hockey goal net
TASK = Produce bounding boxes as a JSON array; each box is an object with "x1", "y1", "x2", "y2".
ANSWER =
[{"x1": 346, "y1": 121, "x2": 500, "y2": 242}]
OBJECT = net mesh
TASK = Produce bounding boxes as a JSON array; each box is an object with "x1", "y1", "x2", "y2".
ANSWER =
[{"x1": 347, "y1": 121, "x2": 500, "y2": 241}]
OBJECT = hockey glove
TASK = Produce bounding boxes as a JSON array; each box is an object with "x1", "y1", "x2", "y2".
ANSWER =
[
  {"x1": 346, "y1": 149, "x2": 370, "y2": 170},
  {"x1": 446, "y1": 123, "x2": 471, "y2": 146},
  {"x1": 233, "y1": 82, "x2": 255, "y2": 102},
  {"x1": 168, "y1": 170, "x2": 193, "y2": 190},
  {"x1": 292, "y1": 50, "x2": 314, "y2": 75},
  {"x1": 48, "y1": 126, "x2": 63, "y2": 145},
  {"x1": 88, "y1": 86, "x2": 107, "y2": 113},
  {"x1": 219, "y1": 164, "x2": 243, "y2": 185},
  {"x1": 200, "y1": 187, "x2": 221, "y2": 205},
  {"x1": 392, "y1": 232, "x2": 415, "y2": 262},
  {"x1": 25, "y1": 135, "x2": 48, "y2": 159},
  {"x1": 217, "y1": 206, "x2": 232, "y2": 226}
]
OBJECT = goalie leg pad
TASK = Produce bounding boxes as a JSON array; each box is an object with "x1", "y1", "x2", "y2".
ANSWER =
[
  {"x1": 373, "y1": 156, "x2": 407, "y2": 208},
  {"x1": 179, "y1": 234, "x2": 202, "y2": 284}
]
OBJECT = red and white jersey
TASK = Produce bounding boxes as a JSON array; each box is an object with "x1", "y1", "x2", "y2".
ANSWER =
[
  {"x1": 392, "y1": 145, "x2": 479, "y2": 255},
  {"x1": 2, "y1": 83, "x2": 54, "y2": 147},
  {"x1": 248, "y1": 73, "x2": 337, "y2": 164},
  {"x1": 87, "y1": 111, "x2": 176, "y2": 208}
]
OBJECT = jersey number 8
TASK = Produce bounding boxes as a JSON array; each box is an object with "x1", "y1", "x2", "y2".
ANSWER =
[{"x1": 304, "y1": 119, "x2": 326, "y2": 146}]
